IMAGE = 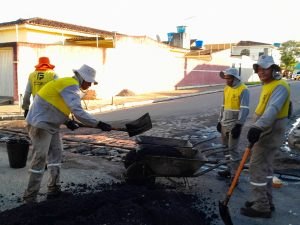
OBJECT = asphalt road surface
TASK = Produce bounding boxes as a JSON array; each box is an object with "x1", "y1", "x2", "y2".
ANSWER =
[{"x1": 1, "y1": 81, "x2": 300, "y2": 225}]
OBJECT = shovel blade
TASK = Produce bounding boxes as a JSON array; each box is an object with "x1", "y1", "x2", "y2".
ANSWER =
[
  {"x1": 125, "y1": 113, "x2": 152, "y2": 137},
  {"x1": 219, "y1": 200, "x2": 233, "y2": 225}
]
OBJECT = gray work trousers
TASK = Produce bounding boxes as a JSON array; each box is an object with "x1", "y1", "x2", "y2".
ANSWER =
[
  {"x1": 249, "y1": 118, "x2": 288, "y2": 212},
  {"x1": 23, "y1": 125, "x2": 63, "y2": 201},
  {"x1": 221, "y1": 124, "x2": 240, "y2": 174}
]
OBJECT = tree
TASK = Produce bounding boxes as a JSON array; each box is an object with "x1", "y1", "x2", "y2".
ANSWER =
[{"x1": 279, "y1": 40, "x2": 300, "y2": 73}]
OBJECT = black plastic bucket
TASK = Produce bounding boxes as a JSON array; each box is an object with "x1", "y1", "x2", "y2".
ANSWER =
[{"x1": 6, "y1": 138, "x2": 30, "y2": 168}]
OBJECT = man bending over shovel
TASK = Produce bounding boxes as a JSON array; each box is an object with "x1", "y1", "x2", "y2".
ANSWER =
[{"x1": 23, "y1": 64, "x2": 112, "y2": 203}]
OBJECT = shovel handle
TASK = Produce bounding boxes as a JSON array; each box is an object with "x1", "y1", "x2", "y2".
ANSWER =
[
  {"x1": 224, "y1": 143, "x2": 254, "y2": 205},
  {"x1": 111, "y1": 127, "x2": 127, "y2": 132},
  {"x1": 76, "y1": 122, "x2": 127, "y2": 132}
]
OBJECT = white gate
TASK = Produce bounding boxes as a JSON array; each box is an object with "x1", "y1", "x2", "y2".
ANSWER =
[{"x1": 0, "y1": 47, "x2": 14, "y2": 97}]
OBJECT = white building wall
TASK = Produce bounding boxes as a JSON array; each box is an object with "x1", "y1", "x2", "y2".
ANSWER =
[
  {"x1": 15, "y1": 37, "x2": 187, "y2": 100},
  {"x1": 231, "y1": 45, "x2": 280, "y2": 61},
  {"x1": 209, "y1": 49, "x2": 233, "y2": 65},
  {"x1": 101, "y1": 36, "x2": 186, "y2": 98},
  {"x1": 209, "y1": 49, "x2": 259, "y2": 82},
  {"x1": 17, "y1": 45, "x2": 103, "y2": 99}
]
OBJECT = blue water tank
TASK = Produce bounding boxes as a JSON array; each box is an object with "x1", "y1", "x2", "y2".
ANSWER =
[
  {"x1": 195, "y1": 40, "x2": 203, "y2": 48},
  {"x1": 167, "y1": 32, "x2": 175, "y2": 42},
  {"x1": 177, "y1": 26, "x2": 187, "y2": 33}
]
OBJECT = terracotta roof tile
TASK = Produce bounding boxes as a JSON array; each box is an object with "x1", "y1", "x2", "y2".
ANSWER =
[
  {"x1": 0, "y1": 17, "x2": 119, "y2": 36},
  {"x1": 237, "y1": 40, "x2": 271, "y2": 46}
]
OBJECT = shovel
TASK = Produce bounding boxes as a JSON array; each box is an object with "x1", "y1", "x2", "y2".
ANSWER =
[
  {"x1": 219, "y1": 143, "x2": 253, "y2": 225},
  {"x1": 76, "y1": 113, "x2": 152, "y2": 137},
  {"x1": 123, "y1": 113, "x2": 152, "y2": 137}
]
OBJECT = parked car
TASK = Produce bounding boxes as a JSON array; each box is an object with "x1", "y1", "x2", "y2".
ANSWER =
[{"x1": 292, "y1": 71, "x2": 300, "y2": 80}]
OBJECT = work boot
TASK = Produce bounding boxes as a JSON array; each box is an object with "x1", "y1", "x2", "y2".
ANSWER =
[
  {"x1": 47, "y1": 190, "x2": 73, "y2": 200},
  {"x1": 23, "y1": 197, "x2": 37, "y2": 205},
  {"x1": 245, "y1": 201, "x2": 275, "y2": 211},
  {"x1": 217, "y1": 170, "x2": 231, "y2": 179},
  {"x1": 240, "y1": 207, "x2": 271, "y2": 218}
]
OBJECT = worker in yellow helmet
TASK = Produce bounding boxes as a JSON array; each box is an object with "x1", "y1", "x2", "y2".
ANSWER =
[
  {"x1": 22, "y1": 57, "x2": 58, "y2": 118},
  {"x1": 216, "y1": 67, "x2": 250, "y2": 182},
  {"x1": 240, "y1": 55, "x2": 290, "y2": 218},
  {"x1": 23, "y1": 64, "x2": 112, "y2": 204}
]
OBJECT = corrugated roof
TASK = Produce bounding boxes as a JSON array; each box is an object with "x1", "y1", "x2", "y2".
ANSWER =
[{"x1": 0, "y1": 17, "x2": 119, "y2": 37}]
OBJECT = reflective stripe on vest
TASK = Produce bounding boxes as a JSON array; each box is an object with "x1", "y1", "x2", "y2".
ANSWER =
[
  {"x1": 255, "y1": 80, "x2": 290, "y2": 119},
  {"x1": 29, "y1": 70, "x2": 56, "y2": 96},
  {"x1": 224, "y1": 83, "x2": 247, "y2": 110},
  {"x1": 38, "y1": 77, "x2": 79, "y2": 116}
]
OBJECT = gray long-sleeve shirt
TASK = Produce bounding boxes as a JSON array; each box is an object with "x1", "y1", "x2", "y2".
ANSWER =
[
  {"x1": 26, "y1": 82, "x2": 98, "y2": 134},
  {"x1": 253, "y1": 85, "x2": 289, "y2": 129}
]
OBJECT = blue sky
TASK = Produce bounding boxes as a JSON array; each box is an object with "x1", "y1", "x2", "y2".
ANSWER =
[{"x1": 1, "y1": 0, "x2": 298, "y2": 44}]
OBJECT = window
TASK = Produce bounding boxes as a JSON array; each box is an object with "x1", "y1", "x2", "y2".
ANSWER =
[
  {"x1": 259, "y1": 52, "x2": 264, "y2": 57},
  {"x1": 240, "y1": 49, "x2": 250, "y2": 56}
]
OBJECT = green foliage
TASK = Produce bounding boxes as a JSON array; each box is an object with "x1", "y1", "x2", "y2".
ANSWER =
[{"x1": 279, "y1": 40, "x2": 300, "y2": 72}]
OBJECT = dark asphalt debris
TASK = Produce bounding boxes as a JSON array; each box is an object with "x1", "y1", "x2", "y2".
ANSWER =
[{"x1": 0, "y1": 182, "x2": 217, "y2": 225}]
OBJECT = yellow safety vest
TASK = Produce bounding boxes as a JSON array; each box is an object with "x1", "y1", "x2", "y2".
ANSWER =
[
  {"x1": 29, "y1": 70, "x2": 56, "y2": 96},
  {"x1": 255, "y1": 79, "x2": 290, "y2": 119},
  {"x1": 224, "y1": 83, "x2": 247, "y2": 110},
  {"x1": 38, "y1": 77, "x2": 79, "y2": 116}
]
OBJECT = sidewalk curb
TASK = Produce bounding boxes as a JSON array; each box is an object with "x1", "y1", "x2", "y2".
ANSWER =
[
  {"x1": 0, "y1": 84, "x2": 260, "y2": 120},
  {"x1": 0, "y1": 115, "x2": 24, "y2": 121},
  {"x1": 87, "y1": 100, "x2": 154, "y2": 114},
  {"x1": 153, "y1": 89, "x2": 223, "y2": 103}
]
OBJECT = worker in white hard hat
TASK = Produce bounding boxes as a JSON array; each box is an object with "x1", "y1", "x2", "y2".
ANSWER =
[
  {"x1": 240, "y1": 55, "x2": 291, "y2": 218},
  {"x1": 23, "y1": 64, "x2": 112, "y2": 203},
  {"x1": 216, "y1": 67, "x2": 250, "y2": 182}
]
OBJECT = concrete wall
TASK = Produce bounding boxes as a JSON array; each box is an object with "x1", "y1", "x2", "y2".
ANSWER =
[
  {"x1": 16, "y1": 44, "x2": 104, "y2": 99},
  {"x1": 15, "y1": 37, "x2": 189, "y2": 100},
  {"x1": 207, "y1": 49, "x2": 259, "y2": 83},
  {"x1": 14, "y1": 39, "x2": 266, "y2": 102}
]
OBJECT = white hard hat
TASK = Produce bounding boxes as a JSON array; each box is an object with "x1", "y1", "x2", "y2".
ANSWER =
[
  {"x1": 253, "y1": 55, "x2": 280, "y2": 73},
  {"x1": 219, "y1": 67, "x2": 240, "y2": 80},
  {"x1": 73, "y1": 64, "x2": 97, "y2": 83}
]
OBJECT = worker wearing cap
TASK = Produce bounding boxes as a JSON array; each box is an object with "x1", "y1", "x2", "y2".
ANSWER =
[
  {"x1": 22, "y1": 57, "x2": 58, "y2": 118},
  {"x1": 216, "y1": 67, "x2": 250, "y2": 180},
  {"x1": 240, "y1": 55, "x2": 290, "y2": 218},
  {"x1": 23, "y1": 64, "x2": 112, "y2": 203}
]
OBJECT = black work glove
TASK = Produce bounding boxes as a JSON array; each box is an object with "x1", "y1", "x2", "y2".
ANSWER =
[
  {"x1": 97, "y1": 121, "x2": 112, "y2": 131},
  {"x1": 24, "y1": 109, "x2": 29, "y2": 118},
  {"x1": 231, "y1": 124, "x2": 242, "y2": 139},
  {"x1": 216, "y1": 122, "x2": 222, "y2": 133},
  {"x1": 247, "y1": 127, "x2": 263, "y2": 144},
  {"x1": 65, "y1": 120, "x2": 80, "y2": 131}
]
